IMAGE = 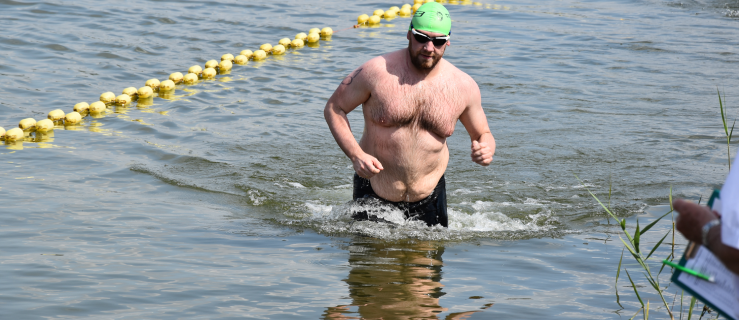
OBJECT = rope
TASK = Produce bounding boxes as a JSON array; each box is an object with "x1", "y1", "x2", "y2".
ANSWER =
[{"x1": 0, "y1": 2, "x2": 445, "y2": 147}]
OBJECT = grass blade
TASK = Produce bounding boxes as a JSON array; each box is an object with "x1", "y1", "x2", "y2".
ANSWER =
[
  {"x1": 646, "y1": 300, "x2": 650, "y2": 320},
  {"x1": 630, "y1": 307, "x2": 644, "y2": 320},
  {"x1": 659, "y1": 252, "x2": 673, "y2": 276},
  {"x1": 718, "y1": 88, "x2": 732, "y2": 170},
  {"x1": 625, "y1": 269, "x2": 644, "y2": 308},
  {"x1": 731, "y1": 119, "x2": 736, "y2": 172},
  {"x1": 609, "y1": 172, "x2": 613, "y2": 211},
  {"x1": 624, "y1": 228, "x2": 635, "y2": 245},
  {"x1": 635, "y1": 219, "x2": 641, "y2": 254},
  {"x1": 643, "y1": 271, "x2": 660, "y2": 292},
  {"x1": 671, "y1": 289, "x2": 679, "y2": 315},
  {"x1": 615, "y1": 248, "x2": 625, "y2": 309},
  {"x1": 730, "y1": 119, "x2": 736, "y2": 143},
  {"x1": 621, "y1": 235, "x2": 652, "y2": 274},
  {"x1": 719, "y1": 88, "x2": 728, "y2": 136},
  {"x1": 620, "y1": 235, "x2": 637, "y2": 257},
  {"x1": 575, "y1": 174, "x2": 620, "y2": 223},
  {"x1": 646, "y1": 230, "x2": 670, "y2": 260},
  {"x1": 642, "y1": 211, "x2": 672, "y2": 235},
  {"x1": 672, "y1": 189, "x2": 676, "y2": 260},
  {"x1": 616, "y1": 248, "x2": 624, "y2": 286},
  {"x1": 687, "y1": 296, "x2": 697, "y2": 320}
]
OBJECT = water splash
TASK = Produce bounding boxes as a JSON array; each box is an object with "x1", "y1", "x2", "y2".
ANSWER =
[{"x1": 293, "y1": 198, "x2": 560, "y2": 241}]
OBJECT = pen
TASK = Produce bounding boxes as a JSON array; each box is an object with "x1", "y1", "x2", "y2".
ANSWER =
[{"x1": 663, "y1": 260, "x2": 715, "y2": 283}]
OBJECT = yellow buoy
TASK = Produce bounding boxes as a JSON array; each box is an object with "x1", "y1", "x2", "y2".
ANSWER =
[
  {"x1": 373, "y1": 9, "x2": 385, "y2": 16},
  {"x1": 116, "y1": 94, "x2": 131, "y2": 105},
  {"x1": 279, "y1": 38, "x2": 291, "y2": 47},
  {"x1": 48, "y1": 109, "x2": 65, "y2": 122},
  {"x1": 321, "y1": 27, "x2": 333, "y2": 37},
  {"x1": 218, "y1": 60, "x2": 233, "y2": 71},
  {"x1": 73, "y1": 102, "x2": 89, "y2": 113},
  {"x1": 183, "y1": 73, "x2": 199, "y2": 84},
  {"x1": 384, "y1": 10, "x2": 397, "y2": 18},
  {"x1": 358, "y1": 14, "x2": 369, "y2": 24},
  {"x1": 424, "y1": 0, "x2": 434, "y2": 3},
  {"x1": 65, "y1": 112, "x2": 82, "y2": 124},
  {"x1": 122, "y1": 87, "x2": 138, "y2": 98},
  {"x1": 202, "y1": 67, "x2": 217, "y2": 79},
  {"x1": 188, "y1": 65, "x2": 203, "y2": 76},
  {"x1": 205, "y1": 60, "x2": 219, "y2": 69},
  {"x1": 260, "y1": 43, "x2": 273, "y2": 53},
  {"x1": 291, "y1": 39, "x2": 305, "y2": 48},
  {"x1": 240, "y1": 50, "x2": 254, "y2": 59},
  {"x1": 0, "y1": 127, "x2": 5, "y2": 140},
  {"x1": 473, "y1": 1, "x2": 482, "y2": 5},
  {"x1": 5, "y1": 128, "x2": 23, "y2": 141},
  {"x1": 89, "y1": 101, "x2": 106, "y2": 113},
  {"x1": 100, "y1": 92, "x2": 116, "y2": 104},
  {"x1": 36, "y1": 119, "x2": 54, "y2": 132},
  {"x1": 389, "y1": 6, "x2": 400, "y2": 11},
  {"x1": 159, "y1": 79, "x2": 175, "y2": 91},
  {"x1": 271, "y1": 44, "x2": 286, "y2": 55},
  {"x1": 307, "y1": 32, "x2": 320, "y2": 43},
  {"x1": 368, "y1": 15, "x2": 382, "y2": 25},
  {"x1": 308, "y1": 28, "x2": 320, "y2": 34},
  {"x1": 145, "y1": 79, "x2": 160, "y2": 91},
  {"x1": 402, "y1": 3, "x2": 412, "y2": 9},
  {"x1": 412, "y1": 3, "x2": 422, "y2": 12},
  {"x1": 234, "y1": 54, "x2": 248, "y2": 64},
  {"x1": 169, "y1": 72, "x2": 184, "y2": 84},
  {"x1": 137, "y1": 86, "x2": 154, "y2": 99},
  {"x1": 221, "y1": 53, "x2": 234, "y2": 62},
  {"x1": 399, "y1": 7, "x2": 412, "y2": 16},
  {"x1": 295, "y1": 32, "x2": 308, "y2": 41},
  {"x1": 253, "y1": 50, "x2": 267, "y2": 61},
  {"x1": 19, "y1": 118, "x2": 36, "y2": 131}
]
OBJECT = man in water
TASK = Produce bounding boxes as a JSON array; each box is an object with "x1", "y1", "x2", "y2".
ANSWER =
[{"x1": 324, "y1": 2, "x2": 495, "y2": 228}]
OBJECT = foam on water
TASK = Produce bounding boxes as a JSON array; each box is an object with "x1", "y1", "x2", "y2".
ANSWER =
[{"x1": 294, "y1": 198, "x2": 559, "y2": 241}]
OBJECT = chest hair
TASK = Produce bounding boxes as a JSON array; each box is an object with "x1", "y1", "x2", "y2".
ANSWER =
[{"x1": 367, "y1": 72, "x2": 465, "y2": 137}]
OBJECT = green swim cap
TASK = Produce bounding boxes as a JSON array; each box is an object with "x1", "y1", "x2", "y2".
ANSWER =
[{"x1": 409, "y1": 2, "x2": 451, "y2": 36}]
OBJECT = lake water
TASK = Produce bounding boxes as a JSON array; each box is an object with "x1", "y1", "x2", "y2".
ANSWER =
[{"x1": 1, "y1": 0, "x2": 737, "y2": 318}]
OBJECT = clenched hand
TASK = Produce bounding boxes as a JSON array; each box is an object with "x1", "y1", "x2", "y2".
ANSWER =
[
  {"x1": 471, "y1": 140, "x2": 493, "y2": 166},
  {"x1": 353, "y1": 152, "x2": 384, "y2": 179}
]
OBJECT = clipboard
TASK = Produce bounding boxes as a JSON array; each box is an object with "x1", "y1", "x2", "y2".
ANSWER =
[{"x1": 670, "y1": 190, "x2": 739, "y2": 320}]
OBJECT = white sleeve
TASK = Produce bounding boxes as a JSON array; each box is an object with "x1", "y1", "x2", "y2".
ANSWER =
[{"x1": 720, "y1": 154, "x2": 739, "y2": 250}]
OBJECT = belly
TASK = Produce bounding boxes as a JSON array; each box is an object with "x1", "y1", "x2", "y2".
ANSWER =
[{"x1": 359, "y1": 124, "x2": 449, "y2": 202}]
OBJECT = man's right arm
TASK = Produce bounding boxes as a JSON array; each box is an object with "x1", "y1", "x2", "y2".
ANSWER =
[
  {"x1": 674, "y1": 199, "x2": 739, "y2": 275},
  {"x1": 324, "y1": 65, "x2": 384, "y2": 178}
]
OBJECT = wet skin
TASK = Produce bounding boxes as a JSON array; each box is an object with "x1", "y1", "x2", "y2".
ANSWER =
[{"x1": 324, "y1": 29, "x2": 495, "y2": 202}]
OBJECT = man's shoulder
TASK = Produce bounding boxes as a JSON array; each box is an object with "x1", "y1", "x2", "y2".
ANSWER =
[
  {"x1": 438, "y1": 59, "x2": 479, "y2": 96},
  {"x1": 440, "y1": 59, "x2": 476, "y2": 86},
  {"x1": 361, "y1": 50, "x2": 403, "y2": 73}
]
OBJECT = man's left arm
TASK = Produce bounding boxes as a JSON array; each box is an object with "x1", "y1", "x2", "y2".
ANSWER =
[{"x1": 458, "y1": 84, "x2": 495, "y2": 166}]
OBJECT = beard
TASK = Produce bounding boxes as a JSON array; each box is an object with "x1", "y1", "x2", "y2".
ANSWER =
[{"x1": 408, "y1": 44, "x2": 443, "y2": 71}]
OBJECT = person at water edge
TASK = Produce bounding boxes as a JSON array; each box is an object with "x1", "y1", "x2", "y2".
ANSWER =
[
  {"x1": 673, "y1": 155, "x2": 739, "y2": 275},
  {"x1": 324, "y1": 2, "x2": 494, "y2": 228}
]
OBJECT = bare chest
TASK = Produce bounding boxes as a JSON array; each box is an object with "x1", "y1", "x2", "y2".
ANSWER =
[{"x1": 364, "y1": 78, "x2": 466, "y2": 137}]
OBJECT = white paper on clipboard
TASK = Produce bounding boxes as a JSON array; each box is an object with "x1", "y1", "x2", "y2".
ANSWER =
[{"x1": 676, "y1": 245, "x2": 739, "y2": 320}]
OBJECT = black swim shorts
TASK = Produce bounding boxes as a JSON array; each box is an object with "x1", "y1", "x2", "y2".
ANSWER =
[{"x1": 352, "y1": 173, "x2": 448, "y2": 227}]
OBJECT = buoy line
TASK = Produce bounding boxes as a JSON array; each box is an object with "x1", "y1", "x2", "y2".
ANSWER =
[{"x1": 1, "y1": 0, "x2": 492, "y2": 148}]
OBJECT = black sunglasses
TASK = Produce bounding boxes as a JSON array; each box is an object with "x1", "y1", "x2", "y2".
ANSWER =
[{"x1": 411, "y1": 29, "x2": 450, "y2": 47}]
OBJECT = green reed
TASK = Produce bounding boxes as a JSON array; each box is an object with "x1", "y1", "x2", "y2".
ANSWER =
[
  {"x1": 577, "y1": 175, "x2": 675, "y2": 319},
  {"x1": 573, "y1": 89, "x2": 739, "y2": 319},
  {"x1": 718, "y1": 88, "x2": 735, "y2": 170}
]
